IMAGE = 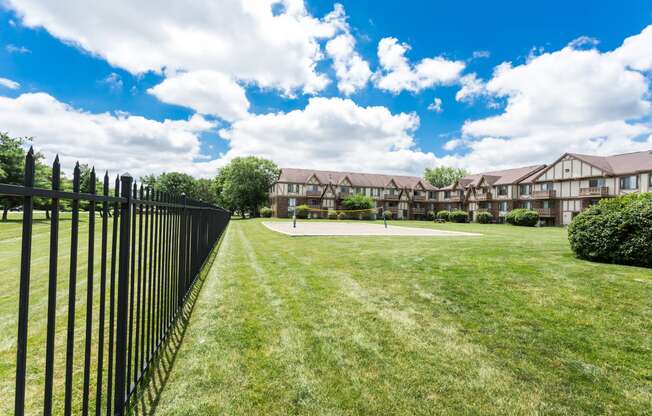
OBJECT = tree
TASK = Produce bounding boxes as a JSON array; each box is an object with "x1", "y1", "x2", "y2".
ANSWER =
[
  {"x1": 216, "y1": 156, "x2": 279, "y2": 216},
  {"x1": 341, "y1": 194, "x2": 374, "y2": 210},
  {"x1": 155, "y1": 172, "x2": 197, "y2": 197},
  {"x1": 193, "y1": 178, "x2": 219, "y2": 204},
  {"x1": 0, "y1": 133, "x2": 49, "y2": 220},
  {"x1": 424, "y1": 166, "x2": 468, "y2": 188}
]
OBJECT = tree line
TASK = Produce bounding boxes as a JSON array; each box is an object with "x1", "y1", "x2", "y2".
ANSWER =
[{"x1": 1, "y1": 133, "x2": 280, "y2": 220}]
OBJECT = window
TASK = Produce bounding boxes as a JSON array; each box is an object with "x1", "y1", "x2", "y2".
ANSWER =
[
  {"x1": 414, "y1": 190, "x2": 422, "y2": 196},
  {"x1": 499, "y1": 201, "x2": 508, "y2": 211},
  {"x1": 542, "y1": 182, "x2": 554, "y2": 191},
  {"x1": 288, "y1": 198, "x2": 296, "y2": 207},
  {"x1": 619, "y1": 175, "x2": 638, "y2": 190},
  {"x1": 480, "y1": 202, "x2": 492, "y2": 209},
  {"x1": 497, "y1": 185, "x2": 508, "y2": 196},
  {"x1": 542, "y1": 200, "x2": 553, "y2": 209},
  {"x1": 428, "y1": 191, "x2": 436, "y2": 199},
  {"x1": 388, "y1": 188, "x2": 396, "y2": 196},
  {"x1": 287, "y1": 183, "x2": 299, "y2": 193},
  {"x1": 519, "y1": 184, "x2": 532, "y2": 195},
  {"x1": 522, "y1": 201, "x2": 532, "y2": 209},
  {"x1": 589, "y1": 178, "x2": 606, "y2": 187},
  {"x1": 340, "y1": 186, "x2": 350, "y2": 193},
  {"x1": 650, "y1": 174, "x2": 652, "y2": 187},
  {"x1": 444, "y1": 191, "x2": 451, "y2": 199},
  {"x1": 372, "y1": 188, "x2": 381, "y2": 197}
]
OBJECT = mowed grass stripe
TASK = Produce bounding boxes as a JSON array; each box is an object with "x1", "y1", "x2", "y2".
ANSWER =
[{"x1": 153, "y1": 219, "x2": 651, "y2": 415}]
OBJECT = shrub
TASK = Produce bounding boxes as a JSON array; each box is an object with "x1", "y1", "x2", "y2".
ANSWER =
[
  {"x1": 449, "y1": 210, "x2": 468, "y2": 223},
  {"x1": 327, "y1": 210, "x2": 338, "y2": 220},
  {"x1": 476, "y1": 211, "x2": 493, "y2": 224},
  {"x1": 505, "y1": 208, "x2": 539, "y2": 226},
  {"x1": 382, "y1": 210, "x2": 392, "y2": 220},
  {"x1": 260, "y1": 207, "x2": 273, "y2": 218},
  {"x1": 568, "y1": 193, "x2": 652, "y2": 267},
  {"x1": 294, "y1": 204, "x2": 310, "y2": 219},
  {"x1": 436, "y1": 210, "x2": 450, "y2": 221},
  {"x1": 426, "y1": 210, "x2": 436, "y2": 220},
  {"x1": 342, "y1": 194, "x2": 374, "y2": 210},
  {"x1": 337, "y1": 212, "x2": 347, "y2": 220}
]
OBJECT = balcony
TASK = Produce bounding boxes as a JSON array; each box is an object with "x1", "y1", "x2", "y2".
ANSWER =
[
  {"x1": 411, "y1": 207, "x2": 426, "y2": 215},
  {"x1": 475, "y1": 192, "x2": 492, "y2": 201},
  {"x1": 537, "y1": 208, "x2": 555, "y2": 217},
  {"x1": 383, "y1": 193, "x2": 399, "y2": 200},
  {"x1": 413, "y1": 194, "x2": 426, "y2": 202},
  {"x1": 579, "y1": 186, "x2": 609, "y2": 197},
  {"x1": 533, "y1": 190, "x2": 556, "y2": 199},
  {"x1": 450, "y1": 195, "x2": 462, "y2": 202},
  {"x1": 306, "y1": 190, "x2": 322, "y2": 197}
]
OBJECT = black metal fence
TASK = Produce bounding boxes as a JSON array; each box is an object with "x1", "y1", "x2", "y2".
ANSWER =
[{"x1": 0, "y1": 148, "x2": 230, "y2": 416}]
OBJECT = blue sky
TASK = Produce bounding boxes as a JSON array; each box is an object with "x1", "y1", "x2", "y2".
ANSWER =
[{"x1": 0, "y1": 1, "x2": 651, "y2": 177}]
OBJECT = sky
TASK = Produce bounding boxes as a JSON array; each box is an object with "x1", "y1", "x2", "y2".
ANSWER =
[{"x1": 0, "y1": 0, "x2": 651, "y2": 178}]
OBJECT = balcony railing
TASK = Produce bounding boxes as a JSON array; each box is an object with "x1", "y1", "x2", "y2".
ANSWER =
[
  {"x1": 412, "y1": 194, "x2": 426, "y2": 202},
  {"x1": 579, "y1": 186, "x2": 609, "y2": 197},
  {"x1": 383, "y1": 193, "x2": 399, "y2": 200},
  {"x1": 450, "y1": 195, "x2": 462, "y2": 202},
  {"x1": 533, "y1": 189, "x2": 556, "y2": 199},
  {"x1": 537, "y1": 208, "x2": 555, "y2": 217},
  {"x1": 306, "y1": 190, "x2": 322, "y2": 197},
  {"x1": 411, "y1": 207, "x2": 426, "y2": 214},
  {"x1": 338, "y1": 191, "x2": 351, "y2": 198},
  {"x1": 475, "y1": 192, "x2": 492, "y2": 201}
]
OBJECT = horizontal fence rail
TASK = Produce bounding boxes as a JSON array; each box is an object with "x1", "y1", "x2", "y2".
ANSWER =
[{"x1": 1, "y1": 148, "x2": 230, "y2": 416}]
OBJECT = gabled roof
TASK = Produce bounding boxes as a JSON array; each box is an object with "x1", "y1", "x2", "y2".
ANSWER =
[
  {"x1": 277, "y1": 168, "x2": 437, "y2": 190},
  {"x1": 531, "y1": 150, "x2": 652, "y2": 181},
  {"x1": 460, "y1": 165, "x2": 546, "y2": 187}
]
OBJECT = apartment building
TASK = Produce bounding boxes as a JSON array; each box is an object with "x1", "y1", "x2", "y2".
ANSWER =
[
  {"x1": 269, "y1": 150, "x2": 652, "y2": 225},
  {"x1": 269, "y1": 168, "x2": 437, "y2": 219}
]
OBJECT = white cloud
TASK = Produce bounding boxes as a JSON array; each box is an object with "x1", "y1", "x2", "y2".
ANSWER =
[
  {"x1": 455, "y1": 73, "x2": 485, "y2": 103},
  {"x1": 219, "y1": 96, "x2": 442, "y2": 174},
  {"x1": 451, "y1": 25, "x2": 652, "y2": 171},
  {"x1": 374, "y1": 37, "x2": 465, "y2": 94},
  {"x1": 472, "y1": 50, "x2": 490, "y2": 59},
  {"x1": 323, "y1": 4, "x2": 371, "y2": 95},
  {"x1": 0, "y1": 93, "x2": 222, "y2": 178},
  {"x1": 567, "y1": 36, "x2": 599, "y2": 50},
  {"x1": 5, "y1": 0, "x2": 346, "y2": 99},
  {"x1": 0, "y1": 77, "x2": 20, "y2": 89},
  {"x1": 148, "y1": 70, "x2": 250, "y2": 122},
  {"x1": 427, "y1": 97, "x2": 443, "y2": 113},
  {"x1": 442, "y1": 138, "x2": 464, "y2": 151},
  {"x1": 6, "y1": 44, "x2": 31, "y2": 54},
  {"x1": 326, "y1": 34, "x2": 372, "y2": 95},
  {"x1": 100, "y1": 72, "x2": 123, "y2": 91}
]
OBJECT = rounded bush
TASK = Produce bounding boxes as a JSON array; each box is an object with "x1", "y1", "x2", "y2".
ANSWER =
[
  {"x1": 476, "y1": 211, "x2": 493, "y2": 224},
  {"x1": 382, "y1": 210, "x2": 392, "y2": 220},
  {"x1": 426, "y1": 210, "x2": 436, "y2": 221},
  {"x1": 449, "y1": 210, "x2": 468, "y2": 223},
  {"x1": 260, "y1": 207, "x2": 273, "y2": 218},
  {"x1": 327, "y1": 210, "x2": 338, "y2": 220},
  {"x1": 568, "y1": 193, "x2": 652, "y2": 267},
  {"x1": 436, "y1": 210, "x2": 450, "y2": 221},
  {"x1": 505, "y1": 208, "x2": 539, "y2": 226},
  {"x1": 294, "y1": 204, "x2": 310, "y2": 219},
  {"x1": 337, "y1": 212, "x2": 347, "y2": 220}
]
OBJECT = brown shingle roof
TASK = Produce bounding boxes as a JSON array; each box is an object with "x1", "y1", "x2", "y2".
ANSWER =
[
  {"x1": 459, "y1": 165, "x2": 546, "y2": 187},
  {"x1": 570, "y1": 150, "x2": 652, "y2": 175},
  {"x1": 277, "y1": 168, "x2": 437, "y2": 190}
]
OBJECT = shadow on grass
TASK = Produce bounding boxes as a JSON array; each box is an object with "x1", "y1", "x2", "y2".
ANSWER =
[{"x1": 127, "y1": 231, "x2": 225, "y2": 416}]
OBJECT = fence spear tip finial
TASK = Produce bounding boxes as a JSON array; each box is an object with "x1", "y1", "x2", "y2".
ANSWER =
[
  {"x1": 27, "y1": 145, "x2": 34, "y2": 155},
  {"x1": 54, "y1": 154, "x2": 59, "y2": 163}
]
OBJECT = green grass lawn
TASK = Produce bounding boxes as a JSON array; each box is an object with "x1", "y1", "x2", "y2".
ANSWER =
[
  {"x1": 151, "y1": 219, "x2": 652, "y2": 415},
  {"x1": 2, "y1": 216, "x2": 652, "y2": 415}
]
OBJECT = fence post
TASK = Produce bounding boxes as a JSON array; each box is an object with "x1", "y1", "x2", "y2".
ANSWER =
[
  {"x1": 14, "y1": 147, "x2": 35, "y2": 416},
  {"x1": 113, "y1": 173, "x2": 133, "y2": 416},
  {"x1": 178, "y1": 193, "x2": 187, "y2": 307}
]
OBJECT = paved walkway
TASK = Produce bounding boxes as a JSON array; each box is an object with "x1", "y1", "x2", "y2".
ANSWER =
[{"x1": 261, "y1": 221, "x2": 482, "y2": 237}]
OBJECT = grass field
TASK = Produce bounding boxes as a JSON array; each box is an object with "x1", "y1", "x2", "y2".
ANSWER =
[
  {"x1": 2, "y1": 216, "x2": 652, "y2": 415},
  {"x1": 150, "y1": 219, "x2": 652, "y2": 415}
]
